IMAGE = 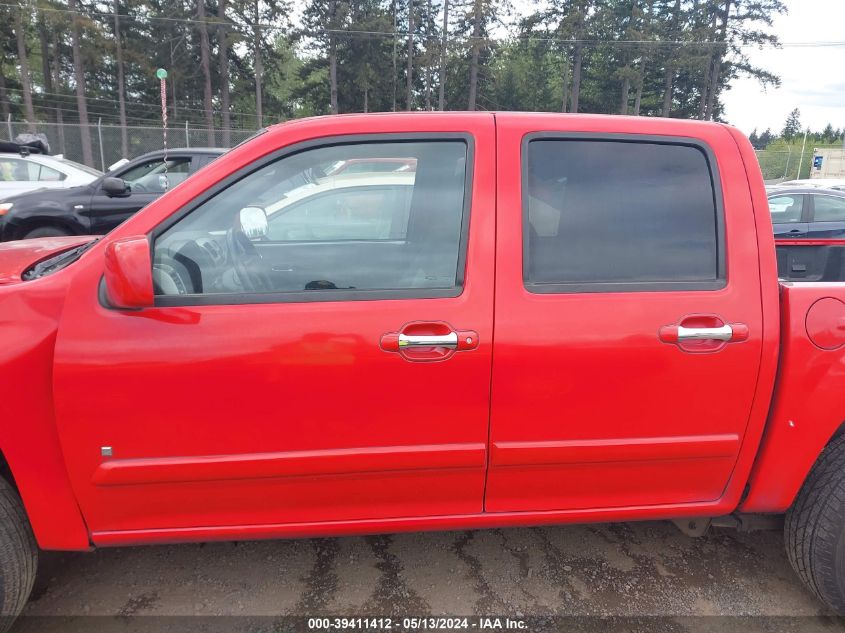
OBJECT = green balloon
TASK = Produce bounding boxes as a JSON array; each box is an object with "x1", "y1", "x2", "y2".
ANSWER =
[{"x1": 155, "y1": 68, "x2": 168, "y2": 79}]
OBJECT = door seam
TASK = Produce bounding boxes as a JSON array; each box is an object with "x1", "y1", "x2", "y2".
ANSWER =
[{"x1": 481, "y1": 112, "x2": 499, "y2": 512}]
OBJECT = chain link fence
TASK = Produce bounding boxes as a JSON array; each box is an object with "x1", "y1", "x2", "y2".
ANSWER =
[
  {"x1": 5, "y1": 119, "x2": 259, "y2": 172},
  {"x1": 755, "y1": 145, "x2": 845, "y2": 183},
  {"x1": 5, "y1": 118, "x2": 844, "y2": 183},
  {"x1": 755, "y1": 148, "x2": 810, "y2": 183}
]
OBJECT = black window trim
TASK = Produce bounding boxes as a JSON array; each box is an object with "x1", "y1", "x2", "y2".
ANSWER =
[
  {"x1": 801, "y1": 194, "x2": 812, "y2": 223},
  {"x1": 521, "y1": 132, "x2": 727, "y2": 294},
  {"x1": 150, "y1": 132, "x2": 475, "y2": 307}
]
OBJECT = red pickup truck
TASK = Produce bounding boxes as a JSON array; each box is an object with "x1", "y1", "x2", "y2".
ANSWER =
[{"x1": 1, "y1": 112, "x2": 845, "y2": 620}]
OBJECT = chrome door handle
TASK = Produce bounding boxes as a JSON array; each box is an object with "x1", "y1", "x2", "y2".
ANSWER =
[
  {"x1": 380, "y1": 324, "x2": 478, "y2": 358},
  {"x1": 398, "y1": 332, "x2": 458, "y2": 349},
  {"x1": 677, "y1": 324, "x2": 733, "y2": 341}
]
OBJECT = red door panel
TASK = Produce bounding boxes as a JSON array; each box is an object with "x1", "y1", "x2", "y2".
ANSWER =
[
  {"x1": 486, "y1": 113, "x2": 764, "y2": 513},
  {"x1": 52, "y1": 115, "x2": 496, "y2": 533}
]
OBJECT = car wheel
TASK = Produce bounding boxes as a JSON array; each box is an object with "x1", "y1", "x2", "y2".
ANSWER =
[
  {"x1": 785, "y1": 434, "x2": 845, "y2": 614},
  {"x1": 22, "y1": 226, "x2": 70, "y2": 240},
  {"x1": 0, "y1": 477, "x2": 37, "y2": 630}
]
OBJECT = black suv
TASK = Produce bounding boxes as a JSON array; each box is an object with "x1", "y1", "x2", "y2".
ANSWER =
[{"x1": 0, "y1": 148, "x2": 223, "y2": 241}]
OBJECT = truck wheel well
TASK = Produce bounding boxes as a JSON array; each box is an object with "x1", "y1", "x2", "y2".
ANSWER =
[{"x1": 0, "y1": 449, "x2": 19, "y2": 493}]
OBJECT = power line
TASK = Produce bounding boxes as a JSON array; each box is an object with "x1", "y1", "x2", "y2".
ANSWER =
[
  {"x1": 1, "y1": 99, "x2": 160, "y2": 124},
  {"x1": 5, "y1": 94, "x2": 175, "y2": 121},
  {"x1": 1, "y1": 93, "x2": 203, "y2": 123},
  {"x1": 0, "y1": 99, "x2": 258, "y2": 129},
  {"x1": 3, "y1": 2, "x2": 238, "y2": 27},
  {"x1": 2, "y1": 86, "x2": 262, "y2": 120},
  {"x1": 5, "y1": 2, "x2": 845, "y2": 49}
]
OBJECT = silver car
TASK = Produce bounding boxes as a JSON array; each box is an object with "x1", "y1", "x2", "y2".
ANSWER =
[{"x1": 0, "y1": 152, "x2": 102, "y2": 200}]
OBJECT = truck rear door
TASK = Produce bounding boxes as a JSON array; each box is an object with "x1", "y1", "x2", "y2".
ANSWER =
[{"x1": 486, "y1": 114, "x2": 764, "y2": 512}]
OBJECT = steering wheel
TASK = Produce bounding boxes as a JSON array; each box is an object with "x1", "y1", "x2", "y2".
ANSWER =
[
  {"x1": 152, "y1": 260, "x2": 189, "y2": 295},
  {"x1": 226, "y1": 228, "x2": 273, "y2": 292}
]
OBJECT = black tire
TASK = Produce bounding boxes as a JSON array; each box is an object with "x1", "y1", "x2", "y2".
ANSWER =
[
  {"x1": 0, "y1": 477, "x2": 37, "y2": 630},
  {"x1": 785, "y1": 434, "x2": 845, "y2": 614},
  {"x1": 22, "y1": 226, "x2": 70, "y2": 240}
]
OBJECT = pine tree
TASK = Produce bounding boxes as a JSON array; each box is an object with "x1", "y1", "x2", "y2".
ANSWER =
[
  {"x1": 69, "y1": 0, "x2": 95, "y2": 165},
  {"x1": 113, "y1": 0, "x2": 128, "y2": 157},
  {"x1": 302, "y1": 0, "x2": 349, "y2": 114},
  {"x1": 197, "y1": 0, "x2": 216, "y2": 143},
  {"x1": 782, "y1": 108, "x2": 802, "y2": 140},
  {"x1": 13, "y1": 6, "x2": 36, "y2": 129},
  {"x1": 219, "y1": 0, "x2": 232, "y2": 145},
  {"x1": 822, "y1": 124, "x2": 836, "y2": 144}
]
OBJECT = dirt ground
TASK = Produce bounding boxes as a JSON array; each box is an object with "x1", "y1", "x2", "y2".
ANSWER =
[{"x1": 12, "y1": 521, "x2": 845, "y2": 632}]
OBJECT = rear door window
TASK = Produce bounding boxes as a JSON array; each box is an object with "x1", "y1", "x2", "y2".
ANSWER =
[
  {"x1": 812, "y1": 195, "x2": 845, "y2": 222},
  {"x1": 0, "y1": 157, "x2": 35, "y2": 181},
  {"x1": 194, "y1": 155, "x2": 221, "y2": 171},
  {"x1": 524, "y1": 138, "x2": 722, "y2": 292}
]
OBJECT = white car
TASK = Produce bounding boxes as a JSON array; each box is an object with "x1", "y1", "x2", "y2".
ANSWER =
[
  {"x1": 264, "y1": 172, "x2": 416, "y2": 241},
  {"x1": 0, "y1": 152, "x2": 102, "y2": 200},
  {"x1": 769, "y1": 178, "x2": 845, "y2": 192}
]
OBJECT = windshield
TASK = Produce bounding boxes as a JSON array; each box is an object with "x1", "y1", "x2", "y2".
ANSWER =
[{"x1": 56, "y1": 157, "x2": 102, "y2": 177}]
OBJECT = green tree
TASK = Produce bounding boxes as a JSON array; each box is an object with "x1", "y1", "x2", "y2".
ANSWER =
[
  {"x1": 1, "y1": 0, "x2": 791, "y2": 164},
  {"x1": 758, "y1": 128, "x2": 774, "y2": 147},
  {"x1": 302, "y1": 0, "x2": 350, "y2": 114},
  {"x1": 821, "y1": 123, "x2": 836, "y2": 144},
  {"x1": 452, "y1": 0, "x2": 504, "y2": 110},
  {"x1": 782, "y1": 108, "x2": 801, "y2": 140}
]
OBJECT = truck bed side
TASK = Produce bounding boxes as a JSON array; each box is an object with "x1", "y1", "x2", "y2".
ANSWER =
[
  {"x1": 776, "y1": 238, "x2": 845, "y2": 282},
  {"x1": 741, "y1": 281, "x2": 845, "y2": 513}
]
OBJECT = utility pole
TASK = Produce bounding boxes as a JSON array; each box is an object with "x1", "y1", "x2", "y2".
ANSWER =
[
  {"x1": 392, "y1": 0, "x2": 398, "y2": 112},
  {"x1": 798, "y1": 128, "x2": 809, "y2": 180},
  {"x1": 438, "y1": 0, "x2": 448, "y2": 111}
]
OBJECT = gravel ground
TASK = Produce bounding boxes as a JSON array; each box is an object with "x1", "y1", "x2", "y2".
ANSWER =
[{"x1": 11, "y1": 521, "x2": 845, "y2": 632}]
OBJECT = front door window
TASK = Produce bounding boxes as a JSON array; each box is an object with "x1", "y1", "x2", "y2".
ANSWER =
[
  {"x1": 153, "y1": 141, "x2": 469, "y2": 300},
  {"x1": 119, "y1": 157, "x2": 192, "y2": 193}
]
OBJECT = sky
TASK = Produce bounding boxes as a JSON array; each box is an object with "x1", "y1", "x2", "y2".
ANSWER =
[
  {"x1": 721, "y1": 0, "x2": 845, "y2": 135},
  {"x1": 292, "y1": 0, "x2": 840, "y2": 135}
]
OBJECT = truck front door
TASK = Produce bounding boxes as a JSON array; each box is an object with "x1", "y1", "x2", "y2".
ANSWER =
[
  {"x1": 53, "y1": 116, "x2": 495, "y2": 537},
  {"x1": 486, "y1": 115, "x2": 764, "y2": 513}
]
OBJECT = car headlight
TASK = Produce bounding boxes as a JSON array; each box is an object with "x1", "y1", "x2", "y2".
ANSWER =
[{"x1": 0, "y1": 202, "x2": 12, "y2": 217}]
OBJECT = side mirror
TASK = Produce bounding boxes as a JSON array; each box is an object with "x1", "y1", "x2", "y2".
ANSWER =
[
  {"x1": 238, "y1": 206, "x2": 268, "y2": 240},
  {"x1": 104, "y1": 236, "x2": 154, "y2": 309},
  {"x1": 102, "y1": 176, "x2": 129, "y2": 197}
]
